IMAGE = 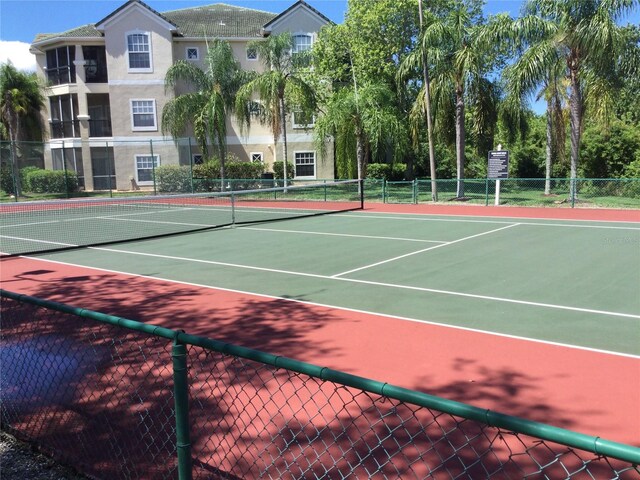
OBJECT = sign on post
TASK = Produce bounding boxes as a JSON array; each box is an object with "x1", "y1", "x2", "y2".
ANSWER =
[
  {"x1": 488, "y1": 149, "x2": 509, "y2": 205},
  {"x1": 488, "y1": 150, "x2": 509, "y2": 179}
]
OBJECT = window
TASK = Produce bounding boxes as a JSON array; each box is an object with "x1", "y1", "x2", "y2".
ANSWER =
[
  {"x1": 186, "y1": 47, "x2": 199, "y2": 61},
  {"x1": 295, "y1": 151, "x2": 315, "y2": 178},
  {"x1": 192, "y1": 154, "x2": 203, "y2": 165},
  {"x1": 250, "y1": 152, "x2": 263, "y2": 163},
  {"x1": 130, "y1": 100, "x2": 157, "y2": 131},
  {"x1": 292, "y1": 110, "x2": 315, "y2": 129},
  {"x1": 49, "y1": 94, "x2": 80, "y2": 139},
  {"x1": 127, "y1": 32, "x2": 151, "y2": 71},
  {"x1": 82, "y1": 46, "x2": 108, "y2": 83},
  {"x1": 246, "y1": 46, "x2": 257, "y2": 61},
  {"x1": 292, "y1": 34, "x2": 312, "y2": 67},
  {"x1": 45, "y1": 46, "x2": 76, "y2": 85},
  {"x1": 135, "y1": 155, "x2": 159, "y2": 185},
  {"x1": 292, "y1": 34, "x2": 312, "y2": 54},
  {"x1": 91, "y1": 146, "x2": 116, "y2": 190}
]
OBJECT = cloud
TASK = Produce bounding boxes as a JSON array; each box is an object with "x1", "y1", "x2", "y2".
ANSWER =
[{"x1": 0, "y1": 40, "x2": 37, "y2": 72}]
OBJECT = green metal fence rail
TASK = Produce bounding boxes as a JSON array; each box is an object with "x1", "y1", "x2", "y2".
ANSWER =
[
  {"x1": 367, "y1": 178, "x2": 640, "y2": 208},
  {"x1": 2, "y1": 289, "x2": 639, "y2": 479}
]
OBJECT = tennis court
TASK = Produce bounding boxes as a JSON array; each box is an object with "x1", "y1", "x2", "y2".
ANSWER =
[{"x1": 1, "y1": 185, "x2": 639, "y2": 463}]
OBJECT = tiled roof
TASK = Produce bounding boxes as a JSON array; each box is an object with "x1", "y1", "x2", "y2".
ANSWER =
[
  {"x1": 165, "y1": 4, "x2": 276, "y2": 38},
  {"x1": 33, "y1": 25, "x2": 102, "y2": 43},
  {"x1": 32, "y1": 2, "x2": 277, "y2": 44}
]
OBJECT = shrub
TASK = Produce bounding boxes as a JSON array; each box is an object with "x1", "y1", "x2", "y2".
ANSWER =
[
  {"x1": 226, "y1": 161, "x2": 264, "y2": 179},
  {"x1": 25, "y1": 169, "x2": 79, "y2": 193},
  {"x1": 154, "y1": 165, "x2": 192, "y2": 193},
  {"x1": 0, "y1": 163, "x2": 15, "y2": 194},
  {"x1": 20, "y1": 166, "x2": 40, "y2": 191},
  {"x1": 366, "y1": 163, "x2": 406, "y2": 181},
  {"x1": 272, "y1": 161, "x2": 294, "y2": 179}
]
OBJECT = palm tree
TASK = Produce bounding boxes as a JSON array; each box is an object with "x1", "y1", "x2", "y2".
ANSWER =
[
  {"x1": 397, "y1": 0, "x2": 438, "y2": 201},
  {"x1": 314, "y1": 82, "x2": 407, "y2": 182},
  {"x1": 500, "y1": 34, "x2": 568, "y2": 195},
  {"x1": 235, "y1": 32, "x2": 316, "y2": 189},
  {"x1": 497, "y1": 0, "x2": 639, "y2": 199},
  {"x1": 417, "y1": 1, "x2": 496, "y2": 199},
  {"x1": 1, "y1": 62, "x2": 45, "y2": 197},
  {"x1": 162, "y1": 39, "x2": 245, "y2": 184}
]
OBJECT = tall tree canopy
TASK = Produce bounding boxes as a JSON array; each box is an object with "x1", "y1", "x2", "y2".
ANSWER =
[
  {"x1": 236, "y1": 32, "x2": 316, "y2": 188},
  {"x1": 162, "y1": 39, "x2": 246, "y2": 182},
  {"x1": 1, "y1": 62, "x2": 45, "y2": 196}
]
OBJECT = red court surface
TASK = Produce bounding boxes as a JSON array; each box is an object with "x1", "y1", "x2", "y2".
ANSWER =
[{"x1": 2, "y1": 204, "x2": 639, "y2": 451}]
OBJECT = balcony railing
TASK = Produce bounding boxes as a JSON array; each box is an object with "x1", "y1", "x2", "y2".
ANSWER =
[
  {"x1": 50, "y1": 120, "x2": 80, "y2": 139},
  {"x1": 88, "y1": 119, "x2": 113, "y2": 137},
  {"x1": 46, "y1": 66, "x2": 76, "y2": 86}
]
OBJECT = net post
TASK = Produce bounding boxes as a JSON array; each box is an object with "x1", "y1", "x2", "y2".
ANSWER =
[
  {"x1": 359, "y1": 179, "x2": 365, "y2": 209},
  {"x1": 231, "y1": 192, "x2": 236, "y2": 225},
  {"x1": 171, "y1": 337, "x2": 193, "y2": 480}
]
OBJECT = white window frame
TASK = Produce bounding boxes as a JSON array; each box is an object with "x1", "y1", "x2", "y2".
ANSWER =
[
  {"x1": 186, "y1": 47, "x2": 199, "y2": 61},
  {"x1": 126, "y1": 31, "x2": 153, "y2": 73},
  {"x1": 292, "y1": 33, "x2": 313, "y2": 55},
  {"x1": 250, "y1": 152, "x2": 263, "y2": 163},
  {"x1": 135, "y1": 154, "x2": 160, "y2": 186},
  {"x1": 246, "y1": 46, "x2": 258, "y2": 61},
  {"x1": 130, "y1": 99, "x2": 157, "y2": 131},
  {"x1": 292, "y1": 111, "x2": 315, "y2": 129},
  {"x1": 294, "y1": 151, "x2": 316, "y2": 179}
]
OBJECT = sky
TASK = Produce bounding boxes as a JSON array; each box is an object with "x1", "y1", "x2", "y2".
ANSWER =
[
  {"x1": 0, "y1": 0, "x2": 535, "y2": 71},
  {"x1": 0, "y1": 0, "x2": 637, "y2": 116}
]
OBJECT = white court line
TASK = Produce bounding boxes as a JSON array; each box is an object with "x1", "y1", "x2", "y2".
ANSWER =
[
  {"x1": 74, "y1": 244, "x2": 640, "y2": 320},
  {"x1": 241, "y1": 226, "x2": 447, "y2": 243},
  {"x1": 338, "y1": 213, "x2": 640, "y2": 230},
  {"x1": 1, "y1": 206, "x2": 197, "y2": 229},
  {"x1": 98, "y1": 217, "x2": 217, "y2": 227},
  {"x1": 17, "y1": 255, "x2": 640, "y2": 359},
  {"x1": 0, "y1": 235, "x2": 77, "y2": 247},
  {"x1": 332, "y1": 223, "x2": 520, "y2": 278}
]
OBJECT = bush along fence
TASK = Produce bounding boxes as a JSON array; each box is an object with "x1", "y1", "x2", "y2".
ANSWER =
[{"x1": 2, "y1": 289, "x2": 639, "y2": 480}]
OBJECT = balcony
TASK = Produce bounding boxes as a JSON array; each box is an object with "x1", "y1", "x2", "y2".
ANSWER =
[
  {"x1": 50, "y1": 120, "x2": 80, "y2": 139},
  {"x1": 47, "y1": 66, "x2": 76, "y2": 86},
  {"x1": 88, "y1": 119, "x2": 112, "y2": 137}
]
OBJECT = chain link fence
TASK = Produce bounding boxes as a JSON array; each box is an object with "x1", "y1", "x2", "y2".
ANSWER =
[
  {"x1": 2, "y1": 289, "x2": 639, "y2": 479},
  {"x1": 366, "y1": 179, "x2": 640, "y2": 208},
  {"x1": 3, "y1": 140, "x2": 639, "y2": 208}
]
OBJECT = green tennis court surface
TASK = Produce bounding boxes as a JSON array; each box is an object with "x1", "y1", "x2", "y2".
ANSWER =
[{"x1": 19, "y1": 210, "x2": 640, "y2": 356}]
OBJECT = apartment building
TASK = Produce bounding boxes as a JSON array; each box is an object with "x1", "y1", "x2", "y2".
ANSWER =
[{"x1": 29, "y1": 0, "x2": 334, "y2": 191}]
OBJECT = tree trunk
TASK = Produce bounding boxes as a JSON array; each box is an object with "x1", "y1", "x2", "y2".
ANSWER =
[
  {"x1": 279, "y1": 95, "x2": 288, "y2": 190},
  {"x1": 356, "y1": 130, "x2": 365, "y2": 181},
  {"x1": 568, "y1": 56, "x2": 582, "y2": 202},
  {"x1": 418, "y1": 0, "x2": 437, "y2": 202},
  {"x1": 455, "y1": 87, "x2": 465, "y2": 199},
  {"x1": 545, "y1": 100, "x2": 552, "y2": 195},
  {"x1": 7, "y1": 118, "x2": 21, "y2": 198}
]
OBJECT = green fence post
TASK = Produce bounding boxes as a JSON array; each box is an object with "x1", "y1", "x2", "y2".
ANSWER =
[
  {"x1": 188, "y1": 137, "x2": 194, "y2": 193},
  {"x1": 172, "y1": 338, "x2": 193, "y2": 480},
  {"x1": 150, "y1": 140, "x2": 157, "y2": 196},
  {"x1": 383, "y1": 179, "x2": 387, "y2": 203},
  {"x1": 571, "y1": 178, "x2": 576, "y2": 208},
  {"x1": 106, "y1": 141, "x2": 113, "y2": 198},
  {"x1": 485, "y1": 177, "x2": 489, "y2": 206}
]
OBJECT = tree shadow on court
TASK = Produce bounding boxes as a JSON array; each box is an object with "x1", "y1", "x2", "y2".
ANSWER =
[
  {"x1": 2, "y1": 270, "x2": 628, "y2": 479},
  {"x1": 6, "y1": 268, "x2": 338, "y2": 359}
]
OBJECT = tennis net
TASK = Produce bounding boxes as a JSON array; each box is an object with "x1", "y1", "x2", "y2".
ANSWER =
[{"x1": 0, "y1": 179, "x2": 364, "y2": 257}]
